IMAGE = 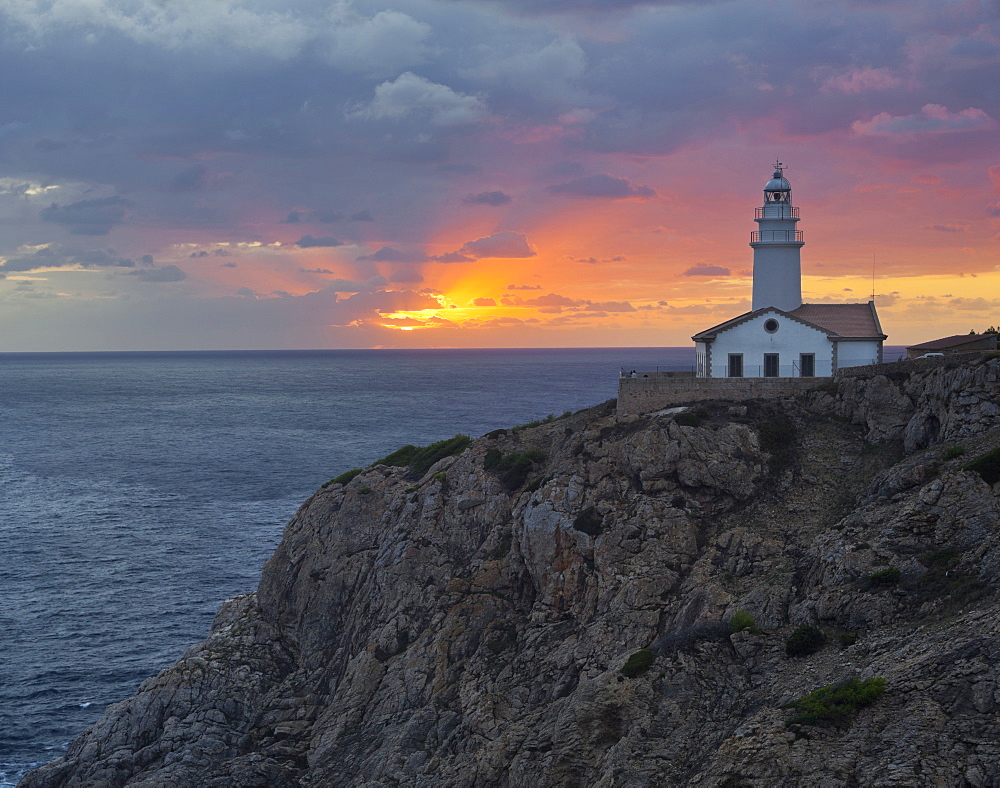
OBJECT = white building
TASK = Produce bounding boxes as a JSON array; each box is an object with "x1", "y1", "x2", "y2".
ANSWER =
[{"x1": 693, "y1": 163, "x2": 886, "y2": 378}]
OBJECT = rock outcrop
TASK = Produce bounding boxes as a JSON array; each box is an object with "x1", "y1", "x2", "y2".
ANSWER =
[{"x1": 24, "y1": 356, "x2": 1000, "y2": 787}]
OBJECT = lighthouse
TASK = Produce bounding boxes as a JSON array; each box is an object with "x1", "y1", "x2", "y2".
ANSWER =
[
  {"x1": 751, "y1": 162, "x2": 803, "y2": 312},
  {"x1": 691, "y1": 163, "x2": 886, "y2": 378}
]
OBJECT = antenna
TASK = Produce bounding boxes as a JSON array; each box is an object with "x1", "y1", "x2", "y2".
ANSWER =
[{"x1": 871, "y1": 252, "x2": 876, "y2": 302}]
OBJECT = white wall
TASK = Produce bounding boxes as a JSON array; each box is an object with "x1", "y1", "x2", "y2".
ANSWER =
[
  {"x1": 836, "y1": 340, "x2": 881, "y2": 368},
  {"x1": 708, "y1": 310, "x2": 833, "y2": 377}
]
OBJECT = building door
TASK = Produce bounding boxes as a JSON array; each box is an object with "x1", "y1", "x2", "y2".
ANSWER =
[
  {"x1": 764, "y1": 353, "x2": 779, "y2": 377},
  {"x1": 728, "y1": 354, "x2": 743, "y2": 378},
  {"x1": 799, "y1": 353, "x2": 815, "y2": 377}
]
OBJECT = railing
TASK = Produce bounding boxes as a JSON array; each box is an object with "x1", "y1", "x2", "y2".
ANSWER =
[
  {"x1": 750, "y1": 230, "x2": 804, "y2": 243},
  {"x1": 621, "y1": 366, "x2": 696, "y2": 378},
  {"x1": 755, "y1": 206, "x2": 799, "y2": 220},
  {"x1": 713, "y1": 362, "x2": 833, "y2": 378}
]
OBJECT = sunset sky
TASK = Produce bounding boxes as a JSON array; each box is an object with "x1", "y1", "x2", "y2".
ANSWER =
[{"x1": 0, "y1": 0, "x2": 997, "y2": 351}]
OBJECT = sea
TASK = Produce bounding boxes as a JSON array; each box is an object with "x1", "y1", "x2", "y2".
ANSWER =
[{"x1": 0, "y1": 347, "x2": 696, "y2": 785}]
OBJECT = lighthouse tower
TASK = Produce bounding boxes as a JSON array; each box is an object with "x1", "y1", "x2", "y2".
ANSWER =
[{"x1": 750, "y1": 162, "x2": 803, "y2": 312}]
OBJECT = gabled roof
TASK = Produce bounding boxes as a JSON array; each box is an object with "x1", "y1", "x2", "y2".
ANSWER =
[
  {"x1": 906, "y1": 333, "x2": 998, "y2": 351},
  {"x1": 788, "y1": 303, "x2": 885, "y2": 339},
  {"x1": 692, "y1": 302, "x2": 886, "y2": 342}
]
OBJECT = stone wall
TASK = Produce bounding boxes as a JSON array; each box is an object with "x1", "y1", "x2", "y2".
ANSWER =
[
  {"x1": 834, "y1": 351, "x2": 991, "y2": 381},
  {"x1": 617, "y1": 375, "x2": 822, "y2": 415}
]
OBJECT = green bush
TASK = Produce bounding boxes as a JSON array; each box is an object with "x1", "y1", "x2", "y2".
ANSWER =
[
  {"x1": 372, "y1": 434, "x2": 472, "y2": 477},
  {"x1": 839, "y1": 632, "x2": 858, "y2": 649},
  {"x1": 963, "y1": 446, "x2": 1000, "y2": 484},
  {"x1": 358, "y1": 487, "x2": 372, "y2": 495},
  {"x1": 433, "y1": 472, "x2": 447, "y2": 483},
  {"x1": 786, "y1": 625, "x2": 826, "y2": 657},
  {"x1": 486, "y1": 449, "x2": 547, "y2": 490},
  {"x1": 942, "y1": 444, "x2": 966, "y2": 461},
  {"x1": 674, "y1": 411, "x2": 701, "y2": 427},
  {"x1": 324, "y1": 467, "x2": 364, "y2": 487},
  {"x1": 620, "y1": 649, "x2": 654, "y2": 678},
  {"x1": 867, "y1": 567, "x2": 901, "y2": 587},
  {"x1": 728, "y1": 610, "x2": 757, "y2": 634},
  {"x1": 784, "y1": 677, "x2": 886, "y2": 729}
]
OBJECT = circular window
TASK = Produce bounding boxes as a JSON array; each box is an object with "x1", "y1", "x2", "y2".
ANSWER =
[{"x1": 764, "y1": 318, "x2": 779, "y2": 333}]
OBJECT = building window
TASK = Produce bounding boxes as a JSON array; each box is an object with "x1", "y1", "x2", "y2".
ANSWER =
[
  {"x1": 799, "y1": 353, "x2": 815, "y2": 377},
  {"x1": 764, "y1": 353, "x2": 779, "y2": 377},
  {"x1": 728, "y1": 354, "x2": 743, "y2": 378},
  {"x1": 764, "y1": 318, "x2": 779, "y2": 333}
]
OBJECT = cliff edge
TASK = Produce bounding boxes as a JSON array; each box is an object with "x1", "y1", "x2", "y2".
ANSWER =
[{"x1": 24, "y1": 356, "x2": 1000, "y2": 787}]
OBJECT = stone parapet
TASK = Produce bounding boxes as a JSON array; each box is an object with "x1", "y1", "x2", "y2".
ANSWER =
[{"x1": 617, "y1": 375, "x2": 822, "y2": 415}]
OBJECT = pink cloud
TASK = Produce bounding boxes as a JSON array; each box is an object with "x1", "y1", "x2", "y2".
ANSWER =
[
  {"x1": 820, "y1": 67, "x2": 901, "y2": 95},
  {"x1": 852, "y1": 104, "x2": 997, "y2": 139}
]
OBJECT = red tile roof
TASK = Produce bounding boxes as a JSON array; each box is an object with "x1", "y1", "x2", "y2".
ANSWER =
[
  {"x1": 788, "y1": 303, "x2": 885, "y2": 338},
  {"x1": 906, "y1": 334, "x2": 998, "y2": 351},
  {"x1": 692, "y1": 302, "x2": 886, "y2": 341}
]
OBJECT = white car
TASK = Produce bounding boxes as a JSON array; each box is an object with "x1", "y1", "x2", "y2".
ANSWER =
[{"x1": 916, "y1": 352, "x2": 944, "y2": 359}]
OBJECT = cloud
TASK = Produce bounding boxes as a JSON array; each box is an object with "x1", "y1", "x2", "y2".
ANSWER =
[
  {"x1": 458, "y1": 230, "x2": 535, "y2": 259},
  {"x1": 507, "y1": 283, "x2": 542, "y2": 290},
  {"x1": 547, "y1": 173, "x2": 656, "y2": 200},
  {"x1": 1, "y1": 245, "x2": 136, "y2": 272},
  {"x1": 356, "y1": 246, "x2": 428, "y2": 263},
  {"x1": 349, "y1": 72, "x2": 488, "y2": 127},
  {"x1": 584, "y1": 300, "x2": 635, "y2": 312},
  {"x1": 300, "y1": 267, "x2": 336, "y2": 274},
  {"x1": 133, "y1": 264, "x2": 186, "y2": 283},
  {"x1": 683, "y1": 264, "x2": 731, "y2": 276},
  {"x1": 463, "y1": 190, "x2": 512, "y2": 206},
  {"x1": 986, "y1": 202, "x2": 1000, "y2": 217},
  {"x1": 169, "y1": 164, "x2": 213, "y2": 192},
  {"x1": 473, "y1": 297, "x2": 497, "y2": 306},
  {"x1": 925, "y1": 224, "x2": 968, "y2": 232},
  {"x1": 819, "y1": 67, "x2": 901, "y2": 94},
  {"x1": 351, "y1": 210, "x2": 374, "y2": 222},
  {"x1": 323, "y1": 10, "x2": 431, "y2": 78},
  {"x1": 294, "y1": 235, "x2": 343, "y2": 248},
  {"x1": 40, "y1": 196, "x2": 129, "y2": 235},
  {"x1": 435, "y1": 251, "x2": 475, "y2": 263},
  {"x1": 852, "y1": 104, "x2": 997, "y2": 139},
  {"x1": 525, "y1": 292, "x2": 577, "y2": 307},
  {"x1": 281, "y1": 210, "x2": 342, "y2": 224},
  {"x1": 389, "y1": 269, "x2": 424, "y2": 283}
]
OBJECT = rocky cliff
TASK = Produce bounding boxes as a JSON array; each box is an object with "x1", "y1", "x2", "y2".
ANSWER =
[{"x1": 24, "y1": 356, "x2": 1000, "y2": 787}]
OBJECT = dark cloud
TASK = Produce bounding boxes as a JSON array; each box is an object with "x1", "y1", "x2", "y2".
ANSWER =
[
  {"x1": 221, "y1": 261, "x2": 238, "y2": 268},
  {"x1": 40, "y1": 196, "x2": 129, "y2": 235},
  {"x1": 356, "y1": 246, "x2": 428, "y2": 263},
  {"x1": 459, "y1": 230, "x2": 535, "y2": 259},
  {"x1": 507, "y1": 283, "x2": 542, "y2": 290},
  {"x1": 169, "y1": 164, "x2": 212, "y2": 192},
  {"x1": 437, "y1": 163, "x2": 480, "y2": 175},
  {"x1": 281, "y1": 210, "x2": 342, "y2": 224},
  {"x1": 435, "y1": 251, "x2": 475, "y2": 263},
  {"x1": 133, "y1": 264, "x2": 187, "y2": 283},
  {"x1": 350, "y1": 210, "x2": 375, "y2": 222},
  {"x1": 463, "y1": 190, "x2": 512, "y2": 206},
  {"x1": 300, "y1": 267, "x2": 336, "y2": 274},
  {"x1": 547, "y1": 173, "x2": 656, "y2": 200},
  {"x1": 1, "y1": 245, "x2": 136, "y2": 272},
  {"x1": 683, "y1": 264, "x2": 731, "y2": 276},
  {"x1": 294, "y1": 235, "x2": 343, "y2": 248},
  {"x1": 525, "y1": 292, "x2": 578, "y2": 307},
  {"x1": 473, "y1": 297, "x2": 497, "y2": 306}
]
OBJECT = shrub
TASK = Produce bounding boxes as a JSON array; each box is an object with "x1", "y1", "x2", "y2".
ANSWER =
[
  {"x1": 372, "y1": 434, "x2": 472, "y2": 477},
  {"x1": 963, "y1": 446, "x2": 1000, "y2": 484},
  {"x1": 674, "y1": 410, "x2": 701, "y2": 427},
  {"x1": 358, "y1": 487, "x2": 372, "y2": 495},
  {"x1": 784, "y1": 677, "x2": 886, "y2": 729},
  {"x1": 325, "y1": 467, "x2": 364, "y2": 487},
  {"x1": 867, "y1": 567, "x2": 901, "y2": 587},
  {"x1": 942, "y1": 445, "x2": 966, "y2": 461},
  {"x1": 433, "y1": 472, "x2": 447, "y2": 483},
  {"x1": 786, "y1": 625, "x2": 826, "y2": 657},
  {"x1": 839, "y1": 632, "x2": 858, "y2": 649},
  {"x1": 487, "y1": 449, "x2": 547, "y2": 489},
  {"x1": 728, "y1": 610, "x2": 757, "y2": 634},
  {"x1": 620, "y1": 649, "x2": 654, "y2": 678},
  {"x1": 483, "y1": 448, "x2": 503, "y2": 471}
]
